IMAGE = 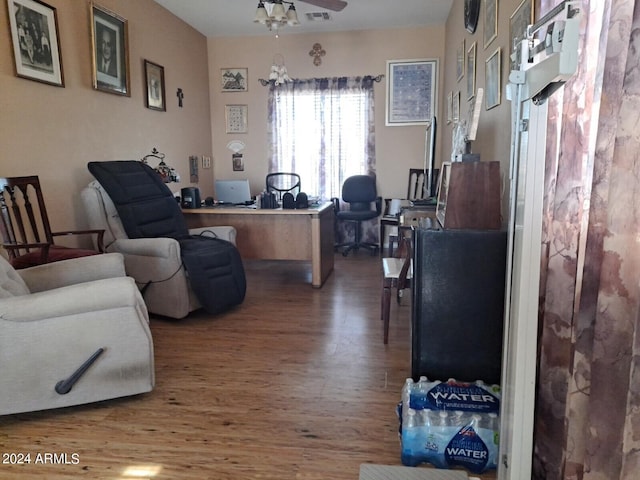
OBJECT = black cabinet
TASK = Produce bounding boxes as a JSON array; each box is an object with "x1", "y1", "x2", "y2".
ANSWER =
[{"x1": 411, "y1": 227, "x2": 507, "y2": 385}]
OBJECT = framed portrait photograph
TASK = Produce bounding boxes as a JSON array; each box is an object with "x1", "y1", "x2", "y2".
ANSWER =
[
  {"x1": 484, "y1": 0, "x2": 498, "y2": 49},
  {"x1": 485, "y1": 48, "x2": 502, "y2": 109},
  {"x1": 144, "y1": 60, "x2": 165, "y2": 111},
  {"x1": 221, "y1": 68, "x2": 248, "y2": 92},
  {"x1": 225, "y1": 104, "x2": 248, "y2": 133},
  {"x1": 456, "y1": 39, "x2": 465, "y2": 82},
  {"x1": 466, "y1": 42, "x2": 477, "y2": 101},
  {"x1": 6, "y1": 0, "x2": 64, "y2": 86},
  {"x1": 90, "y1": 3, "x2": 130, "y2": 96},
  {"x1": 386, "y1": 58, "x2": 438, "y2": 126}
]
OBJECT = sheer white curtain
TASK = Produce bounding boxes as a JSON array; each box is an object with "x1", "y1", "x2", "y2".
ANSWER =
[{"x1": 267, "y1": 76, "x2": 377, "y2": 201}]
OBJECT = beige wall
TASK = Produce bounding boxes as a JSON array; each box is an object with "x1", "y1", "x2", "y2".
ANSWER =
[
  {"x1": 0, "y1": 0, "x2": 211, "y2": 239},
  {"x1": 1, "y1": 0, "x2": 523, "y2": 236},
  {"x1": 206, "y1": 26, "x2": 446, "y2": 201},
  {"x1": 443, "y1": 0, "x2": 525, "y2": 222}
]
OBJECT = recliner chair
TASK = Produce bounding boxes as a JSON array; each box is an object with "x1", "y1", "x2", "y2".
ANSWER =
[
  {"x1": 0, "y1": 253, "x2": 154, "y2": 415},
  {"x1": 81, "y1": 180, "x2": 237, "y2": 319},
  {"x1": 333, "y1": 175, "x2": 382, "y2": 256}
]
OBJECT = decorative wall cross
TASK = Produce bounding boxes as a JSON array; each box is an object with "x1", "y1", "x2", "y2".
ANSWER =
[{"x1": 309, "y1": 43, "x2": 326, "y2": 66}]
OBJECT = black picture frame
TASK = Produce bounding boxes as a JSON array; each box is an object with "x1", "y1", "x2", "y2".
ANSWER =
[
  {"x1": 6, "y1": 0, "x2": 64, "y2": 86},
  {"x1": 144, "y1": 60, "x2": 166, "y2": 112},
  {"x1": 90, "y1": 2, "x2": 130, "y2": 96}
]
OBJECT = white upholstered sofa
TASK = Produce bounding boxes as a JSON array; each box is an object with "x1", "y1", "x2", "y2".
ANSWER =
[
  {"x1": 81, "y1": 181, "x2": 237, "y2": 319},
  {"x1": 0, "y1": 252, "x2": 154, "y2": 415}
]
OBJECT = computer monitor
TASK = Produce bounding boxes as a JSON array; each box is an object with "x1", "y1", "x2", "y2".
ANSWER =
[
  {"x1": 423, "y1": 116, "x2": 437, "y2": 197},
  {"x1": 215, "y1": 179, "x2": 252, "y2": 204}
]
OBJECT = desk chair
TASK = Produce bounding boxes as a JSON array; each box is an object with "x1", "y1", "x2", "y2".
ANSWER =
[
  {"x1": 266, "y1": 172, "x2": 301, "y2": 203},
  {"x1": 0, "y1": 176, "x2": 104, "y2": 269},
  {"x1": 381, "y1": 235, "x2": 412, "y2": 344},
  {"x1": 333, "y1": 175, "x2": 382, "y2": 256}
]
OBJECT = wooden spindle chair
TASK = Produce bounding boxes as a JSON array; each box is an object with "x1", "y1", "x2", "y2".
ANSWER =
[{"x1": 0, "y1": 176, "x2": 104, "y2": 269}]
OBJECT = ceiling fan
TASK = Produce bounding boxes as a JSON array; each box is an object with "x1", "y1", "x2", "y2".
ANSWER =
[{"x1": 298, "y1": 0, "x2": 347, "y2": 12}]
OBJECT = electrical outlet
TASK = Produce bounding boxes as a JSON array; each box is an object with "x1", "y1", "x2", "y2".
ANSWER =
[{"x1": 202, "y1": 156, "x2": 211, "y2": 169}]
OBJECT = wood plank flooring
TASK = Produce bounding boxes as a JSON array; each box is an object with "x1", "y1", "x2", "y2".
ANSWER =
[{"x1": 0, "y1": 253, "x2": 497, "y2": 479}]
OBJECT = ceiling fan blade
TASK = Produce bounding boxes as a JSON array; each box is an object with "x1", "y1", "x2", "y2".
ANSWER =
[{"x1": 299, "y1": 0, "x2": 347, "y2": 12}]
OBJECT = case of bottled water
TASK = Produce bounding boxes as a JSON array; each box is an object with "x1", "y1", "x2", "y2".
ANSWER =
[{"x1": 398, "y1": 377, "x2": 501, "y2": 474}]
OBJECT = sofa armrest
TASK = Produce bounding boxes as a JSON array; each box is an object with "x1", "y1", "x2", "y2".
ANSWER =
[
  {"x1": 188, "y1": 226, "x2": 237, "y2": 245},
  {"x1": 0, "y1": 277, "x2": 145, "y2": 322},
  {"x1": 18, "y1": 253, "x2": 126, "y2": 293}
]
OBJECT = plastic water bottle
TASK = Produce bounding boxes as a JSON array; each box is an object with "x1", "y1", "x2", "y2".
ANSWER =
[
  {"x1": 402, "y1": 378, "x2": 414, "y2": 408},
  {"x1": 405, "y1": 408, "x2": 419, "y2": 429}
]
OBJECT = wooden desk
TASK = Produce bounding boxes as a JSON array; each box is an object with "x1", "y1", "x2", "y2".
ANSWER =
[{"x1": 182, "y1": 202, "x2": 335, "y2": 288}]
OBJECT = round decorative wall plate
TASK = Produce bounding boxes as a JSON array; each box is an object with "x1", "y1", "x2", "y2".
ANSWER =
[{"x1": 464, "y1": 0, "x2": 481, "y2": 34}]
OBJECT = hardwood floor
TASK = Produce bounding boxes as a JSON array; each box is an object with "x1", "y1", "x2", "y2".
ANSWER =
[{"x1": 0, "y1": 253, "x2": 496, "y2": 479}]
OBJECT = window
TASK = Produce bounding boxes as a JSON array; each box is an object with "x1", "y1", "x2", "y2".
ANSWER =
[{"x1": 267, "y1": 76, "x2": 377, "y2": 200}]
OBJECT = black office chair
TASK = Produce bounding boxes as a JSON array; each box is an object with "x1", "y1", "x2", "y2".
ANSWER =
[
  {"x1": 266, "y1": 172, "x2": 301, "y2": 203},
  {"x1": 333, "y1": 175, "x2": 382, "y2": 256}
]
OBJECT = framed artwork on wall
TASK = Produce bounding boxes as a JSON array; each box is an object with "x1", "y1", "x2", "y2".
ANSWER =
[
  {"x1": 510, "y1": 0, "x2": 534, "y2": 70},
  {"x1": 485, "y1": 48, "x2": 502, "y2": 109},
  {"x1": 221, "y1": 68, "x2": 248, "y2": 92},
  {"x1": 90, "y1": 3, "x2": 130, "y2": 96},
  {"x1": 466, "y1": 42, "x2": 477, "y2": 101},
  {"x1": 453, "y1": 91, "x2": 460, "y2": 123},
  {"x1": 484, "y1": 0, "x2": 498, "y2": 49},
  {"x1": 386, "y1": 59, "x2": 438, "y2": 126},
  {"x1": 456, "y1": 39, "x2": 465, "y2": 82},
  {"x1": 225, "y1": 105, "x2": 248, "y2": 133},
  {"x1": 144, "y1": 60, "x2": 165, "y2": 111},
  {"x1": 447, "y1": 91, "x2": 453, "y2": 124},
  {"x1": 6, "y1": 0, "x2": 64, "y2": 87}
]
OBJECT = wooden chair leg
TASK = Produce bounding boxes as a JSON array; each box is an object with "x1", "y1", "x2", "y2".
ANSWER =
[{"x1": 382, "y1": 281, "x2": 392, "y2": 344}]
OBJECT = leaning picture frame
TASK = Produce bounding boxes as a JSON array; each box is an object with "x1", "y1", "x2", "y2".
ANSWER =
[
  {"x1": 90, "y1": 2, "x2": 130, "y2": 96},
  {"x1": 6, "y1": 0, "x2": 64, "y2": 86},
  {"x1": 386, "y1": 58, "x2": 438, "y2": 126},
  {"x1": 144, "y1": 60, "x2": 165, "y2": 111}
]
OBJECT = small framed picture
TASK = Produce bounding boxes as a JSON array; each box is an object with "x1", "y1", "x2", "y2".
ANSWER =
[
  {"x1": 484, "y1": 0, "x2": 498, "y2": 49},
  {"x1": 485, "y1": 48, "x2": 502, "y2": 110},
  {"x1": 225, "y1": 104, "x2": 248, "y2": 133},
  {"x1": 232, "y1": 153, "x2": 244, "y2": 172},
  {"x1": 453, "y1": 91, "x2": 460, "y2": 122},
  {"x1": 456, "y1": 39, "x2": 465, "y2": 82},
  {"x1": 90, "y1": 3, "x2": 130, "y2": 96},
  {"x1": 6, "y1": 0, "x2": 64, "y2": 87},
  {"x1": 446, "y1": 91, "x2": 453, "y2": 124},
  {"x1": 221, "y1": 68, "x2": 248, "y2": 92},
  {"x1": 466, "y1": 42, "x2": 477, "y2": 101},
  {"x1": 144, "y1": 60, "x2": 165, "y2": 111}
]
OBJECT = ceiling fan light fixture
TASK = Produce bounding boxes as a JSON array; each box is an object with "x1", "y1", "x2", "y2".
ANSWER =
[
  {"x1": 271, "y1": 1, "x2": 287, "y2": 22},
  {"x1": 286, "y1": 4, "x2": 300, "y2": 25},
  {"x1": 254, "y1": 0, "x2": 303, "y2": 34},
  {"x1": 254, "y1": 1, "x2": 269, "y2": 23}
]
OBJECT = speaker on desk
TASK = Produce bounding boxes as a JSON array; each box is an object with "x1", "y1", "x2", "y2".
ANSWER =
[{"x1": 181, "y1": 187, "x2": 201, "y2": 209}]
